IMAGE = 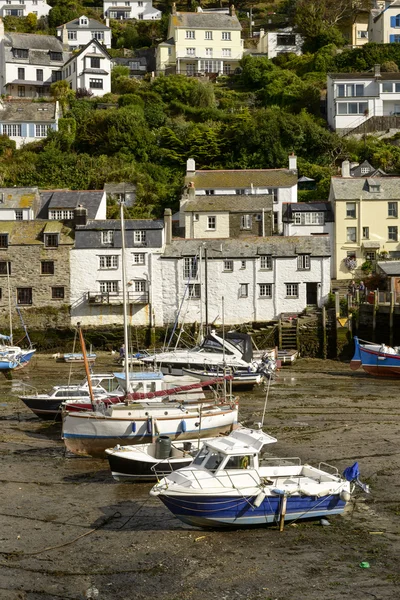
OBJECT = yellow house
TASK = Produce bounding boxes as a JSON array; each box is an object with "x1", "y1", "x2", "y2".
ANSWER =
[
  {"x1": 329, "y1": 160, "x2": 400, "y2": 280},
  {"x1": 156, "y1": 4, "x2": 243, "y2": 76}
]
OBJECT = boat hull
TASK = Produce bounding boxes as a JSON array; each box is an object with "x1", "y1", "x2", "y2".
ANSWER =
[
  {"x1": 19, "y1": 397, "x2": 63, "y2": 421},
  {"x1": 0, "y1": 348, "x2": 36, "y2": 371},
  {"x1": 156, "y1": 493, "x2": 346, "y2": 528},
  {"x1": 107, "y1": 452, "x2": 193, "y2": 481},
  {"x1": 181, "y1": 368, "x2": 261, "y2": 389},
  {"x1": 63, "y1": 408, "x2": 238, "y2": 458},
  {"x1": 351, "y1": 337, "x2": 400, "y2": 378}
]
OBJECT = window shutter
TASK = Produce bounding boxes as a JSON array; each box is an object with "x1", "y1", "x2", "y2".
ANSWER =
[
  {"x1": 390, "y1": 34, "x2": 395, "y2": 43},
  {"x1": 21, "y1": 123, "x2": 27, "y2": 137},
  {"x1": 29, "y1": 123, "x2": 35, "y2": 137},
  {"x1": 391, "y1": 16, "x2": 396, "y2": 28}
]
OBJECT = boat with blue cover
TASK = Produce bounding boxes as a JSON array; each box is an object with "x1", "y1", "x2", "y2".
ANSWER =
[
  {"x1": 150, "y1": 428, "x2": 368, "y2": 529},
  {"x1": 350, "y1": 336, "x2": 400, "y2": 378}
]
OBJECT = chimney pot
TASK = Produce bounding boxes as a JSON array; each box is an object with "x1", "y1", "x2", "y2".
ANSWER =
[
  {"x1": 172, "y1": 2, "x2": 177, "y2": 15},
  {"x1": 374, "y1": 63, "x2": 381, "y2": 77},
  {"x1": 341, "y1": 160, "x2": 351, "y2": 178},
  {"x1": 186, "y1": 158, "x2": 196, "y2": 175},
  {"x1": 229, "y1": 4, "x2": 236, "y2": 17}
]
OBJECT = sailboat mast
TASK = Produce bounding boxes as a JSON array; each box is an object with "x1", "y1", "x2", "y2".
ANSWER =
[
  {"x1": 120, "y1": 199, "x2": 130, "y2": 393},
  {"x1": 7, "y1": 262, "x2": 12, "y2": 342},
  {"x1": 78, "y1": 325, "x2": 95, "y2": 408},
  {"x1": 204, "y1": 246, "x2": 208, "y2": 335}
]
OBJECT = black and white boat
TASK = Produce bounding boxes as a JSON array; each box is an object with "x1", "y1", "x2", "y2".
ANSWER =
[
  {"x1": 141, "y1": 330, "x2": 275, "y2": 386},
  {"x1": 106, "y1": 436, "x2": 208, "y2": 482}
]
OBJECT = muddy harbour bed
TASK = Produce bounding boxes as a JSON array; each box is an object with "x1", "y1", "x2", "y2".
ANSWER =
[{"x1": 0, "y1": 354, "x2": 399, "y2": 600}]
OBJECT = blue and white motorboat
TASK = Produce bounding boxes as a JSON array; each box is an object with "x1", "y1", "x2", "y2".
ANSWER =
[
  {"x1": 350, "y1": 336, "x2": 400, "y2": 378},
  {"x1": 0, "y1": 334, "x2": 36, "y2": 371},
  {"x1": 150, "y1": 428, "x2": 368, "y2": 529}
]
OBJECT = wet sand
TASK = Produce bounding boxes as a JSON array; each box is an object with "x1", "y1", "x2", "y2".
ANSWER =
[{"x1": 0, "y1": 355, "x2": 399, "y2": 600}]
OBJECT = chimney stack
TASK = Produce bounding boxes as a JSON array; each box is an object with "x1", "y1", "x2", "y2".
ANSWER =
[
  {"x1": 164, "y1": 208, "x2": 172, "y2": 245},
  {"x1": 374, "y1": 64, "x2": 381, "y2": 77},
  {"x1": 186, "y1": 157, "x2": 196, "y2": 176},
  {"x1": 341, "y1": 160, "x2": 351, "y2": 178},
  {"x1": 288, "y1": 153, "x2": 297, "y2": 172},
  {"x1": 105, "y1": 17, "x2": 110, "y2": 27},
  {"x1": 74, "y1": 205, "x2": 88, "y2": 227},
  {"x1": 62, "y1": 25, "x2": 68, "y2": 47},
  {"x1": 171, "y1": 2, "x2": 177, "y2": 15},
  {"x1": 229, "y1": 4, "x2": 236, "y2": 17},
  {"x1": 187, "y1": 181, "x2": 195, "y2": 200}
]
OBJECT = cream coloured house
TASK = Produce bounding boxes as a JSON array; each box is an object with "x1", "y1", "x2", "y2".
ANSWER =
[
  {"x1": 156, "y1": 4, "x2": 243, "y2": 76},
  {"x1": 329, "y1": 160, "x2": 400, "y2": 280}
]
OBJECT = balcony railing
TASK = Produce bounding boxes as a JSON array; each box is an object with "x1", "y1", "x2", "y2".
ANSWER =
[
  {"x1": 87, "y1": 291, "x2": 148, "y2": 305},
  {"x1": 176, "y1": 52, "x2": 243, "y2": 61}
]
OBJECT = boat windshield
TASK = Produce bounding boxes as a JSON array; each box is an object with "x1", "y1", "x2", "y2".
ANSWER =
[
  {"x1": 224, "y1": 455, "x2": 253, "y2": 470},
  {"x1": 200, "y1": 337, "x2": 234, "y2": 355},
  {"x1": 192, "y1": 445, "x2": 225, "y2": 471}
]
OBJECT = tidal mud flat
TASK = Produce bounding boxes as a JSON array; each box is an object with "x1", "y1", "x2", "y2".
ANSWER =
[{"x1": 0, "y1": 355, "x2": 399, "y2": 600}]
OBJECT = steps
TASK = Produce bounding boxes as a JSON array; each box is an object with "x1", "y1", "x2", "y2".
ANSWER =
[
  {"x1": 331, "y1": 279, "x2": 350, "y2": 299},
  {"x1": 280, "y1": 323, "x2": 297, "y2": 350}
]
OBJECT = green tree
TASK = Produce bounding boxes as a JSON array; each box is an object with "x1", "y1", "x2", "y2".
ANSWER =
[{"x1": 50, "y1": 80, "x2": 75, "y2": 115}]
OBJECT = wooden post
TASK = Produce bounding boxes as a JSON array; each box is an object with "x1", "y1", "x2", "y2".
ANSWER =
[
  {"x1": 278, "y1": 317, "x2": 282, "y2": 349},
  {"x1": 372, "y1": 290, "x2": 378, "y2": 342},
  {"x1": 296, "y1": 316, "x2": 300, "y2": 351},
  {"x1": 335, "y1": 291, "x2": 340, "y2": 359},
  {"x1": 390, "y1": 291, "x2": 395, "y2": 347},
  {"x1": 322, "y1": 305, "x2": 327, "y2": 360},
  {"x1": 279, "y1": 494, "x2": 287, "y2": 532}
]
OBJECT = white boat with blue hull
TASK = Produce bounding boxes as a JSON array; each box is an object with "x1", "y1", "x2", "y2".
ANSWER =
[
  {"x1": 150, "y1": 428, "x2": 368, "y2": 529},
  {"x1": 0, "y1": 334, "x2": 36, "y2": 371}
]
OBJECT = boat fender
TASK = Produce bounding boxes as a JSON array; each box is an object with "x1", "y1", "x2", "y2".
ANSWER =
[
  {"x1": 271, "y1": 488, "x2": 285, "y2": 496},
  {"x1": 253, "y1": 489, "x2": 266, "y2": 508},
  {"x1": 340, "y1": 490, "x2": 351, "y2": 502},
  {"x1": 146, "y1": 418, "x2": 152, "y2": 434},
  {"x1": 131, "y1": 422, "x2": 136, "y2": 433},
  {"x1": 180, "y1": 419, "x2": 187, "y2": 433}
]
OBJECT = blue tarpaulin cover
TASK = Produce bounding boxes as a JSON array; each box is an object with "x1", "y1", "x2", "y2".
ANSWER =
[{"x1": 343, "y1": 462, "x2": 360, "y2": 481}]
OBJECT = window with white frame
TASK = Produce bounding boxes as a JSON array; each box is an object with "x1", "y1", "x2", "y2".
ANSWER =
[
  {"x1": 337, "y1": 102, "x2": 368, "y2": 115},
  {"x1": 207, "y1": 216, "x2": 216, "y2": 230},
  {"x1": 94, "y1": 31, "x2": 104, "y2": 40},
  {"x1": 223, "y1": 259, "x2": 233, "y2": 272},
  {"x1": 240, "y1": 260, "x2": 246, "y2": 269},
  {"x1": 68, "y1": 31, "x2": 77, "y2": 40},
  {"x1": 388, "y1": 202, "x2": 398, "y2": 217},
  {"x1": 36, "y1": 124, "x2": 50, "y2": 137},
  {"x1": 186, "y1": 30, "x2": 195, "y2": 39},
  {"x1": 205, "y1": 48, "x2": 213, "y2": 57},
  {"x1": 3, "y1": 124, "x2": 21, "y2": 137},
  {"x1": 49, "y1": 209, "x2": 75, "y2": 220},
  {"x1": 90, "y1": 79, "x2": 103, "y2": 89},
  {"x1": 186, "y1": 47, "x2": 195, "y2": 56},
  {"x1": 183, "y1": 257, "x2": 197, "y2": 279},
  {"x1": 357, "y1": 30, "x2": 368, "y2": 39},
  {"x1": 15, "y1": 210, "x2": 23, "y2": 221},
  {"x1": 188, "y1": 283, "x2": 201, "y2": 298},
  {"x1": 361, "y1": 166, "x2": 370, "y2": 174},
  {"x1": 388, "y1": 226, "x2": 398, "y2": 241},
  {"x1": 134, "y1": 280, "x2": 146, "y2": 292},
  {"x1": 346, "y1": 202, "x2": 356, "y2": 218},
  {"x1": 382, "y1": 82, "x2": 393, "y2": 93},
  {"x1": 205, "y1": 31, "x2": 212, "y2": 39},
  {"x1": 260, "y1": 255, "x2": 272, "y2": 270},
  {"x1": 337, "y1": 83, "x2": 364, "y2": 97},
  {"x1": 222, "y1": 32, "x2": 231, "y2": 40},
  {"x1": 239, "y1": 283, "x2": 248, "y2": 298},
  {"x1": 293, "y1": 212, "x2": 324, "y2": 225},
  {"x1": 101, "y1": 230, "x2": 114, "y2": 245},
  {"x1": 259, "y1": 283, "x2": 272, "y2": 298},
  {"x1": 286, "y1": 283, "x2": 299, "y2": 298},
  {"x1": 222, "y1": 48, "x2": 231, "y2": 57},
  {"x1": 132, "y1": 253, "x2": 145, "y2": 265},
  {"x1": 99, "y1": 255, "x2": 118, "y2": 269},
  {"x1": 347, "y1": 227, "x2": 357, "y2": 242},
  {"x1": 297, "y1": 254, "x2": 310, "y2": 270},
  {"x1": 134, "y1": 230, "x2": 146, "y2": 244},
  {"x1": 100, "y1": 281, "x2": 118, "y2": 293},
  {"x1": 240, "y1": 214, "x2": 252, "y2": 230}
]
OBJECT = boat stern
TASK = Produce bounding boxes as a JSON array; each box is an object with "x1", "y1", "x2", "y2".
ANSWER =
[{"x1": 350, "y1": 336, "x2": 362, "y2": 371}]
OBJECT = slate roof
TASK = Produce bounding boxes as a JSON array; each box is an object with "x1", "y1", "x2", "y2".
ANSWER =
[
  {"x1": 377, "y1": 260, "x2": 400, "y2": 276},
  {"x1": 76, "y1": 219, "x2": 164, "y2": 231},
  {"x1": 57, "y1": 16, "x2": 110, "y2": 31},
  {"x1": 0, "y1": 221, "x2": 73, "y2": 245},
  {"x1": 185, "y1": 169, "x2": 297, "y2": 189},
  {"x1": 163, "y1": 237, "x2": 330, "y2": 258},
  {"x1": 283, "y1": 202, "x2": 334, "y2": 222},
  {"x1": 330, "y1": 177, "x2": 400, "y2": 200},
  {"x1": 0, "y1": 187, "x2": 39, "y2": 210},
  {"x1": 3, "y1": 33, "x2": 69, "y2": 67},
  {"x1": 63, "y1": 38, "x2": 111, "y2": 67},
  {"x1": 0, "y1": 102, "x2": 57, "y2": 123},
  {"x1": 328, "y1": 72, "x2": 400, "y2": 80},
  {"x1": 350, "y1": 160, "x2": 386, "y2": 178},
  {"x1": 184, "y1": 195, "x2": 273, "y2": 212},
  {"x1": 39, "y1": 191, "x2": 104, "y2": 219},
  {"x1": 172, "y1": 11, "x2": 242, "y2": 30},
  {"x1": 104, "y1": 182, "x2": 136, "y2": 194}
]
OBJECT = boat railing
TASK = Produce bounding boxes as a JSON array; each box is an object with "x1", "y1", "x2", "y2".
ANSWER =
[
  {"x1": 259, "y1": 456, "x2": 302, "y2": 467},
  {"x1": 11, "y1": 381, "x2": 38, "y2": 396},
  {"x1": 318, "y1": 462, "x2": 339, "y2": 476}
]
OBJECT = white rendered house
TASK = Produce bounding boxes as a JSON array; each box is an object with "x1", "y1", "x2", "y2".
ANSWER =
[
  {"x1": 0, "y1": 22, "x2": 67, "y2": 98},
  {"x1": 56, "y1": 15, "x2": 112, "y2": 50},
  {"x1": 62, "y1": 39, "x2": 111, "y2": 96},
  {"x1": 256, "y1": 27, "x2": 303, "y2": 59},
  {"x1": 327, "y1": 65, "x2": 400, "y2": 133},
  {"x1": 180, "y1": 155, "x2": 298, "y2": 235},
  {"x1": 369, "y1": 0, "x2": 400, "y2": 44},
  {"x1": 0, "y1": 0, "x2": 50, "y2": 18},
  {"x1": 0, "y1": 100, "x2": 60, "y2": 147},
  {"x1": 156, "y1": 4, "x2": 243, "y2": 76},
  {"x1": 103, "y1": 0, "x2": 161, "y2": 21}
]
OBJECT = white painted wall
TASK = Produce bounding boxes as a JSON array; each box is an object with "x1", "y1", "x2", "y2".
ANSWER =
[
  {"x1": 103, "y1": 0, "x2": 161, "y2": 20},
  {"x1": 0, "y1": 0, "x2": 50, "y2": 18},
  {"x1": 0, "y1": 207, "x2": 33, "y2": 220},
  {"x1": 63, "y1": 43, "x2": 111, "y2": 96},
  {"x1": 56, "y1": 19, "x2": 112, "y2": 49},
  {"x1": 158, "y1": 254, "x2": 330, "y2": 326}
]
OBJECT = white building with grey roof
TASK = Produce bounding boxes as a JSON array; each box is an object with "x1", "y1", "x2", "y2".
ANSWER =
[
  {"x1": 0, "y1": 187, "x2": 40, "y2": 220},
  {"x1": 0, "y1": 99, "x2": 60, "y2": 147},
  {"x1": 0, "y1": 0, "x2": 50, "y2": 19},
  {"x1": 61, "y1": 39, "x2": 111, "y2": 96},
  {"x1": 156, "y1": 4, "x2": 243, "y2": 76},
  {"x1": 56, "y1": 15, "x2": 112, "y2": 50},
  {"x1": 103, "y1": 0, "x2": 161, "y2": 21},
  {"x1": 38, "y1": 190, "x2": 107, "y2": 221},
  {"x1": 0, "y1": 21, "x2": 68, "y2": 98}
]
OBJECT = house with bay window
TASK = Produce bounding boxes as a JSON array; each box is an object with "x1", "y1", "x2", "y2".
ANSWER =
[
  {"x1": 62, "y1": 39, "x2": 111, "y2": 97},
  {"x1": 0, "y1": 24, "x2": 68, "y2": 98},
  {"x1": 327, "y1": 65, "x2": 400, "y2": 133},
  {"x1": 0, "y1": 0, "x2": 50, "y2": 19},
  {"x1": 157, "y1": 212, "x2": 331, "y2": 325},
  {"x1": 56, "y1": 15, "x2": 112, "y2": 50},
  {"x1": 103, "y1": 0, "x2": 161, "y2": 21},
  {"x1": 329, "y1": 160, "x2": 400, "y2": 280},
  {"x1": 0, "y1": 100, "x2": 60, "y2": 147},
  {"x1": 156, "y1": 4, "x2": 243, "y2": 76},
  {"x1": 70, "y1": 219, "x2": 165, "y2": 327}
]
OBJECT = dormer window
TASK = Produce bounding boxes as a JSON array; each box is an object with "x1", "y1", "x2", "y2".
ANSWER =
[
  {"x1": 80, "y1": 17, "x2": 88, "y2": 26},
  {"x1": 44, "y1": 233, "x2": 59, "y2": 248},
  {"x1": 50, "y1": 52, "x2": 63, "y2": 61},
  {"x1": 368, "y1": 183, "x2": 381, "y2": 193},
  {"x1": 14, "y1": 48, "x2": 28, "y2": 59}
]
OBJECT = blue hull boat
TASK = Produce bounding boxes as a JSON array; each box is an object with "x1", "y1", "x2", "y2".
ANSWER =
[
  {"x1": 350, "y1": 336, "x2": 400, "y2": 378},
  {"x1": 0, "y1": 347, "x2": 36, "y2": 371}
]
